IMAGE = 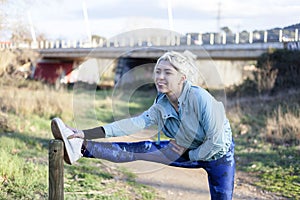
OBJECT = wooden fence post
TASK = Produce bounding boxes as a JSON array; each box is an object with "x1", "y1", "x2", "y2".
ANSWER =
[{"x1": 49, "y1": 139, "x2": 64, "y2": 200}]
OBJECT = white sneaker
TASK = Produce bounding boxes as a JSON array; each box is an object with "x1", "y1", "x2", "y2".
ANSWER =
[{"x1": 51, "y1": 117, "x2": 83, "y2": 165}]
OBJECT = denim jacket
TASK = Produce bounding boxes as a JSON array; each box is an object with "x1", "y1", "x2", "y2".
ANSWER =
[{"x1": 103, "y1": 81, "x2": 232, "y2": 161}]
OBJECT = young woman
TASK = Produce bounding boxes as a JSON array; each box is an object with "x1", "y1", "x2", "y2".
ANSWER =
[{"x1": 51, "y1": 50, "x2": 235, "y2": 199}]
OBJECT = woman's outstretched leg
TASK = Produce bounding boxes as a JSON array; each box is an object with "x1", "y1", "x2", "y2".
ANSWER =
[
  {"x1": 51, "y1": 118, "x2": 176, "y2": 165},
  {"x1": 83, "y1": 140, "x2": 174, "y2": 164},
  {"x1": 51, "y1": 118, "x2": 209, "y2": 168},
  {"x1": 82, "y1": 140, "x2": 209, "y2": 168}
]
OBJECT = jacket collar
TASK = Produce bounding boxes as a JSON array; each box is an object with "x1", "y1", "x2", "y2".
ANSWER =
[{"x1": 178, "y1": 80, "x2": 191, "y2": 107}]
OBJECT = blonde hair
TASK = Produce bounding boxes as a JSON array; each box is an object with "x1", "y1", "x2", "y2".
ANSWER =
[{"x1": 155, "y1": 50, "x2": 198, "y2": 83}]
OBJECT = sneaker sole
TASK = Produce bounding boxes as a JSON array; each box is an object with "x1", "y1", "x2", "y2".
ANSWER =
[{"x1": 51, "y1": 119, "x2": 72, "y2": 165}]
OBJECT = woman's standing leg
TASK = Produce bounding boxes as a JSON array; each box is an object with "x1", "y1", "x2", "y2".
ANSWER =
[{"x1": 204, "y1": 142, "x2": 235, "y2": 200}]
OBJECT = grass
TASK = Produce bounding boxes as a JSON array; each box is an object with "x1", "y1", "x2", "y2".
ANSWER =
[
  {"x1": 229, "y1": 91, "x2": 300, "y2": 199},
  {"x1": 0, "y1": 78, "x2": 299, "y2": 199},
  {"x1": 0, "y1": 81, "x2": 161, "y2": 199},
  {"x1": 0, "y1": 132, "x2": 48, "y2": 199},
  {"x1": 235, "y1": 134, "x2": 300, "y2": 198},
  {"x1": 63, "y1": 159, "x2": 158, "y2": 200}
]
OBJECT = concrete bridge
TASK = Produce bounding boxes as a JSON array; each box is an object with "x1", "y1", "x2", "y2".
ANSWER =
[
  {"x1": 33, "y1": 41, "x2": 286, "y2": 89},
  {"x1": 37, "y1": 42, "x2": 284, "y2": 60},
  {"x1": 2, "y1": 28, "x2": 297, "y2": 88},
  {"x1": 34, "y1": 42, "x2": 287, "y2": 89},
  {"x1": 1, "y1": 28, "x2": 296, "y2": 60}
]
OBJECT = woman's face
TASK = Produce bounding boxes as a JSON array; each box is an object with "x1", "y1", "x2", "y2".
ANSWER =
[{"x1": 154, "y1": 60, "x2": 185, "y2": 95}]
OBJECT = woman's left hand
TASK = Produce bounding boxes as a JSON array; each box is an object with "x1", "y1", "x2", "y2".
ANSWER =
[{"x1": 170, "y1": 140, "x2": 187, "y2": 156}]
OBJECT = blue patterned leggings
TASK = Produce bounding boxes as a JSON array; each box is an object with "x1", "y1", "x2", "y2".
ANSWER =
[{"x1": 83, "y1": 140, "x2": 235, "y2": 200}]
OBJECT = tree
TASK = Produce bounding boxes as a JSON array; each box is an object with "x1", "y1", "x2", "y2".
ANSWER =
[
  {"x1": 10, "y1": 22, "x2": 32, "y2": 42},
  {"x1": 0, "y1": 0, "x2": 8, "y2": 34},
  {"x1": 0, "y1": 0, "x2": 44, "y2": 42},
  {"x1": 221, "y1": 26, "x2": 232, "y2": 34}
]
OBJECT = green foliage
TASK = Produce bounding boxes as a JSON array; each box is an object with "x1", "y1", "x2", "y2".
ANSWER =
[
  {"x1": 63, "y1": 159, "x2": 158, "y2": 199},
  {"x1": 0, "y1": 84, "x2": 160, "y2": 199},
  {"x1": 1, "y1": 67, "x2": 299, "y2": 199},
  {"x1": 236, "y1": 142, "x2": 300, "y2": 199},
  {"x1": 227, "y1": 78, "x2": 259, "y2": 97},
  {"x1": 0, "y1": 135, "x2": 48, "y2": 199},
  {"x1": 232, "y1": 90, "x2": 300, "y2": 199},
  {"x1": 257, "y1": 49, "x2": 300, "y2": 92},
  {"x1": 228, "y1": 49, "x2": 300, "y2": 97}
]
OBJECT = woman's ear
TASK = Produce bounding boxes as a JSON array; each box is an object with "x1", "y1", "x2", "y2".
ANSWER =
[{"x1": 178, "y1": 74, "x2": 186, "y2": 85}]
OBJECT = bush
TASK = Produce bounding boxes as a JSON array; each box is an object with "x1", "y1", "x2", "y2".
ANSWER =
[
  {"x1": 226, "y1": 77, "x2": 259, "y2": 98},
  {"x1": 257, "y1": 49, "x2": 300, "y2": 93},
  {"x1": 0, "y1": 49, "x2": 38, "y2": 78},
  {"x1": 0, "y1": 112, "x2": 10, "y2": 133},
  {"x1": 228, "y1": 49, "x2": 300, "y2": 97}
]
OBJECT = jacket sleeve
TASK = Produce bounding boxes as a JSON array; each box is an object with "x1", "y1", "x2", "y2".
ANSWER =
[{"x1": 103, "y1": 105, "x2": 159, "y2": 138}]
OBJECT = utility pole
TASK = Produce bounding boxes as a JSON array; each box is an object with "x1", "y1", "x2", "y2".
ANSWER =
[
  {"x1": 27, "y1": 11, "x2": 36, "y2": 43},
  {"x1": 217, "y1": 2, "x2": 221, "y2": 33},
  {"x1": 82, "y1": 0, "x2": 91, "y2": 44},
  {"x1": 167, "y1": 0, "x2": 174, "y2": 31},
  {"x1": 216, "y1": 2, "x2": 221, "y2": 43},
  {"x1": 167, "y1": 0, "x2": 175, "y2": 45}
]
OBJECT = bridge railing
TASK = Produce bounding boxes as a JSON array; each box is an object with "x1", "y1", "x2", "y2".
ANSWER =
[{"x1": 0, "y1": 28, "x2": 298, "y2": 50}]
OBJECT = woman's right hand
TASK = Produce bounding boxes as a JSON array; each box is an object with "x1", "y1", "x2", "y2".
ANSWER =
[
  {"x1": 66, "y1": 126, "x2": 85, "y2": 139},
  {"x1": 169, "y1": 139, "x2": 187, "y2": 156}
]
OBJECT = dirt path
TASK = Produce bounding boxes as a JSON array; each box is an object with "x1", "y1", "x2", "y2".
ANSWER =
[
  {"x1": 106, "y1": 161, "x2": 285, "y2": 200},
  {"x1": 103, "y1": 131, "x2": 286, "y2": 200}
]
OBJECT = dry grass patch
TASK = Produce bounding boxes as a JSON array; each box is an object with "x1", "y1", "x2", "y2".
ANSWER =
[
  {"x1": 0, "y1": 85, "x2": 73, "y2": 121},
  {"x1": 265, "y1": 106, "x2": 300, "y2": 145}
]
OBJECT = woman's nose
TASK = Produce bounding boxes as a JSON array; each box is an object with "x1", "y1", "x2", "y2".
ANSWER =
[{"x1": 156, "y1": 72, "x2": 165, "y2": 79}]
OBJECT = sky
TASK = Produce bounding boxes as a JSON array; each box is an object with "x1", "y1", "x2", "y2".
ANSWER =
[{"x1": 1, "y1": 0, "x2": 300, "y2": 41}]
